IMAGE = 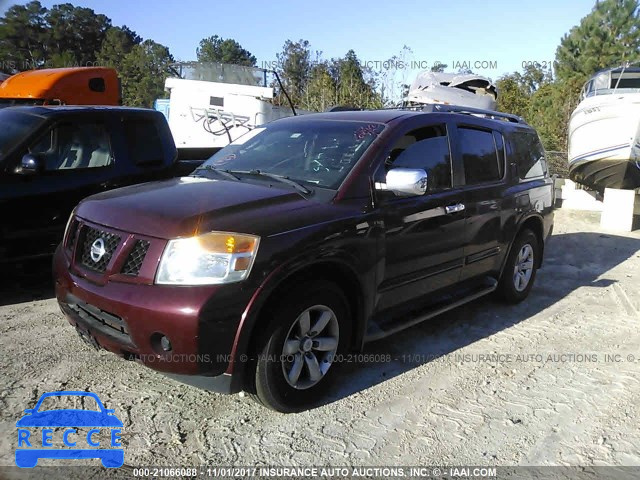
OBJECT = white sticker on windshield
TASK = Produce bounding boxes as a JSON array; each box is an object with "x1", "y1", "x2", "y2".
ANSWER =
[
  {"x1": 290, "y1": 133, "x2": 302, "y2": 138},
  {"x1": 230, "y1": 127, "x2": 266, "y2": 145}
]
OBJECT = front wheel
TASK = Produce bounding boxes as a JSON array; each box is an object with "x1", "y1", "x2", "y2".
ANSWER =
[
  {"x1": 497, "y1": 229, "x2": 539, "y2": 304},
  {"x1": 251, "y1": 281, "x2": 351, "y2": 413}
]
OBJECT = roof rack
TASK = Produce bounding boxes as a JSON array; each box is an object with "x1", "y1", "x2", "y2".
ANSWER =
[
  {"x1": 325, "y1": 103, "x2": 528, "y2": 124},
  {"x1": 398, "y1": 103, "x2": 527, "y2": 124}
]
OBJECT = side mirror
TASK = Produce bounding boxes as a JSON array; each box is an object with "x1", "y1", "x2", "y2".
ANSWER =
[
  {"x1": 385, "y1": 168, "x2": 428, "y2": 196},
  {"x1": 20, "y1": 154, "x2": 43, "y2": 174}
]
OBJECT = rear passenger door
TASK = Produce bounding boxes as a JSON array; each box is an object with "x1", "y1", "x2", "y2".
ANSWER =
[{"x1": 451, "y1": 122, "x2": 506, "y2": 281}]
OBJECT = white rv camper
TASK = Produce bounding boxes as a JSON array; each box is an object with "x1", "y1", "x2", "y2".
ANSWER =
[{"x1": 156, "y1": 63, "x2": 302, "y2": 160}]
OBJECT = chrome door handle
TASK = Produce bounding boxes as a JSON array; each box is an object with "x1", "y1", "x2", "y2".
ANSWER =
[{"x1": 445, "y1": 203, "x2": 465, "y2": 214}]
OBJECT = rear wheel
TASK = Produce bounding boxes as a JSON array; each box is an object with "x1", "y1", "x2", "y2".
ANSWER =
[
  {"x1": 251, "y1": 281, "x2": 350, "y2": 412},
  {"x1": 497, "y1": 229, "x2": 539, "y2": 303}
]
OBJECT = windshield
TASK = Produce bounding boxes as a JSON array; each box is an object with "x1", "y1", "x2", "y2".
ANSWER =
[
  {"x1": 199, "y1": 119, "x2": 385, "y2": 189},
  {"x1": 0, "y1": 109, "x2": 45, "y2": 159}
]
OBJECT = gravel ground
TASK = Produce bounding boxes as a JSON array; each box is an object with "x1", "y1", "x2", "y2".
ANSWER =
[{"x1": 1, "y1": 208, "x2": 639, "y2": 475}]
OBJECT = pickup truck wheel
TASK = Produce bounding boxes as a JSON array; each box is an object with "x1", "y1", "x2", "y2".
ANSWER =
[
  {"x1": 252, "y1": 281, "x2": 350, "y2": 413},
  {"x1": 497, "y1": 229, "x2": 539, "y2": 304}
]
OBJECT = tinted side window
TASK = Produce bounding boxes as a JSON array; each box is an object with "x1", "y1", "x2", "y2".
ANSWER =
[
  {"x1": 124, "y1": 118, "x2": 164, "y2": 166},
  {"x1": 459, "y1": 127, "x2": 501, "y2": 185},
  {"x1": 389, "y1": 124, "x2": 452, "y2": 191},
  {"x1": 31, "y1": 123, "x2": 113, "y2": 171},
  {"x1": 512, "y1": 131, "x2": 547, "y2": 179}
]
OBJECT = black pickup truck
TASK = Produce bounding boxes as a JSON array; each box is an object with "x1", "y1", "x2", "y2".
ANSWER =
[{"x1": 0, "y1": 106, "x2": 200, "y2": 263}]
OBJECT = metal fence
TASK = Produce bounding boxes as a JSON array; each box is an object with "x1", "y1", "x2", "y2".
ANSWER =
[{"x1": 546, "y1": 151, "x2": 568, "y2": 178}]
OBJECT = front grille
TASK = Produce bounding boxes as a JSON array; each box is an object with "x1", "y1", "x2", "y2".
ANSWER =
[
  {"x1": 79, "y1": 227, "x2": 121, "y2": 272},
  {"x1": 66, "y1": 219, "x2": 79, "y2": 250},
  {"x1": 121, "y1": 240, "x2": 150, "y2": 275}
]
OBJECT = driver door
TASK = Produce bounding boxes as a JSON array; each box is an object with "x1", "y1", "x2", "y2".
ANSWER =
[
  {"x1": 374, "y1": 121, "x2": 467, "y2": 313},
  {"x1": 0, "y1": 116, "x2": 116, "y2": 262}
]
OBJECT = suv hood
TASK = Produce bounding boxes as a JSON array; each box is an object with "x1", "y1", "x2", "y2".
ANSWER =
[{"x1": 76, "y1": 177, "x2": 314, "y2": 239}]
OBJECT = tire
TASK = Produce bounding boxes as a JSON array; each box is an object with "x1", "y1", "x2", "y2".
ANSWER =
[
  {"x1": 250, "y1": 280, "x2": 351, "y2": 413},
  {"x1": 497, "y1": 229, "x2": 539, "y2": 304}
]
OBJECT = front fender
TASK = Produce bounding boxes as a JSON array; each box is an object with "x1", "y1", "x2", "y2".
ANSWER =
[{"x1": 226, "y1": 237, "x2": 379, "y2": 392}]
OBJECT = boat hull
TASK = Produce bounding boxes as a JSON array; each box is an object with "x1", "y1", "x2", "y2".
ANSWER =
[
  {"x1": 569, "y1": 157, "x2": 640, "y2": 190},
  {"x1": 568, "y1": 93, "x2": 640, "y2": 191}
]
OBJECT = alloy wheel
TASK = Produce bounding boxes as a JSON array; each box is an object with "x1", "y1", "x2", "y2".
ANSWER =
[
  {"x1": 513, "y1": 243, "x2": 534, "y2": 292},
  {"x1": 281, "y1": 305, "x2": 339, "y2": 390}
]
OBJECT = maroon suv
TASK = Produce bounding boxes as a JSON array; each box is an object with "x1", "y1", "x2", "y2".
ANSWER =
[{"x1": 54, "y1": 107, "x2": 554, "y2": 412}]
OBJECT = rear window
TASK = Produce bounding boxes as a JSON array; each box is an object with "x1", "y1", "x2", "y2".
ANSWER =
[
  {"x1": 124, "y1": 118, "x2": 164, "y2": 166},
  {"x1": 512, "y1": 131, "x2": 547, "y2": 179},
  {"x1": 458, "y1": 127, "x2": 502, "y2": 185}
]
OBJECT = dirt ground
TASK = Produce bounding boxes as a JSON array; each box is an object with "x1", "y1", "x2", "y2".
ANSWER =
[{"x1": 1, "y1": 208, "x2": 639, "y2": 475}]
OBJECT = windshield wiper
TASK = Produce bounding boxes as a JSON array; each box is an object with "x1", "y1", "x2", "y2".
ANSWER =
[
  {"x1": 228, "y1": 169, "x2": 312, "y2": 195},
  {"x1": 193, "y1": 165, "x2": 240, "y2": 181}
]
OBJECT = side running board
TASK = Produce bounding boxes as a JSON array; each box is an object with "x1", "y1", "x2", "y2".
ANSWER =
[{"x1": 365, "y1": 278, "x2": 498, "y2": 342}]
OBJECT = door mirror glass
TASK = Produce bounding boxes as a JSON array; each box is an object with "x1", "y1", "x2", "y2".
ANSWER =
[
  {"x1": 20, "y1": 153, "x2": 42, "y2": 174},
  {"x1": 386, "y1": 168, "x2": 428, "y2": 196}
]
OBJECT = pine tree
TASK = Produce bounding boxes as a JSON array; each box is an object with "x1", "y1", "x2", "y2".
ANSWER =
[{"x1": 555, "y1": 0, "x2": 640, "y2": 82}]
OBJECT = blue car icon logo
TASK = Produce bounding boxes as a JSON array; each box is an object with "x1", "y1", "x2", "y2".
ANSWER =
[{"x1": 15, "y1": 391, "x2": 123, "y2": 468}]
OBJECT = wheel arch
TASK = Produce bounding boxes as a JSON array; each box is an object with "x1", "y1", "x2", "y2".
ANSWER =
[
  {"x1": 500, "y1": 213, "x2": 545, "y2": 281},
  {"x1": 228, "y1": 258, "x2": 368, "y2": 391}
]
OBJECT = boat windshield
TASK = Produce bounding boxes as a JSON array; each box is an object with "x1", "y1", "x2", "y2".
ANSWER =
[
  {"x1": 582, "y1": 70, "x2": 640, "y2": 99},
  {"x1": 610, "y1": 74, "x2": 640, "y2": 89}
]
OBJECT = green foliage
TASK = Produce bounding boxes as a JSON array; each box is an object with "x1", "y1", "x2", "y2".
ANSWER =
[
  {"x1": 0, "y1": 1, "x2": 111, "y2": 72},
  {"x1": 496, "y1": 74, "x2": 531, "y2": 119},
  {"x1": 333, "y1": 49, "x2": 382, "y2": 109},
  {"x1": 196, "y1": 35, "x2": 256, "y2": 66},
  {"x1": 0, "y1": 1, "x2": 48, "y2": 72},
  {"x1": 119, "y1": 40, "x2": 174, "y2": 107},
  {"x1": 45, "y1": 3, "x2": 111, "y2": 67},
  {"x1": 528, "y1": 77, "x2": 584, "y2": 152},
  {"x1": 302, "y1": 62, "x2": 337, "y2": 112},
  {"x1": 96, "y1": 26, "x2": 142, "y2": 71},
  {"x1": 555, "y1": 0, "x2": 640, "y2": 82},
  {"x1": 274, "y1": 39, "x2": 382, "y2": 111},
  {"x1": 275, "y1": 39, "x2": 312, "y2": 106}
]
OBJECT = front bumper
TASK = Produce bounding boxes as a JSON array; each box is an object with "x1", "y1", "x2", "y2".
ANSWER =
[{"x1": 53, "y1": 245, "x2": 252, "y2": 393}]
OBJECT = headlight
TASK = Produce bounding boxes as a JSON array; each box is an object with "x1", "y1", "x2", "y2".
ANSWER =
[{"x1": 156, "y1": 232, "x2": 260, "y2": 285}]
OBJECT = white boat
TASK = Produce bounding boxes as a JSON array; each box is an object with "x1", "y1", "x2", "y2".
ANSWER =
[
  {"x1": 404, "y1": 72, "x2": 497, "y2": 110},
  {"x1": 568, "y1": 66, "x2": 640, "y2": 191}
]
